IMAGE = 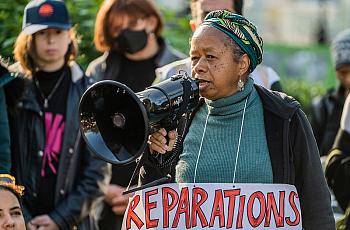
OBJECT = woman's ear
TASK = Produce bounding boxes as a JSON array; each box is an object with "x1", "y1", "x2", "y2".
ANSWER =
[
  {"x1": 189, "y1": 20, "x2": 197, "y2": 32},
  {"x1": 238, "y1": 54, "x2": 251, "y2": 76},
  {"x1": 146, "y1": 15, "x2": 158, "y2": 34},
  {"x1": 68, "y1": 29, "x2": 73, "y2": 43}
]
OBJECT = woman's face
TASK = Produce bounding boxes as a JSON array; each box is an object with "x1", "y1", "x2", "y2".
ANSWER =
[
  {"x1": 109, "y1": 14, "x2": 158, "y2": 59},
  {"x1": 336, "y1": 64, "x2": 350, "y2": 90},
  {"x1": 109, "y1": 14, "x2": 150, "y2": 37},
  {"x1": 0, "y1": 190, "x2": 25, "y2": 230},
  {"x1": 190, "y1": 26, "x2": 249, "y2": 100},
  {"x1": 34, "y1": 28, "x2": 71, "y2": 70}
]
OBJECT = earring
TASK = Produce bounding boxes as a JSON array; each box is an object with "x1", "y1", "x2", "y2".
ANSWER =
[{"x1": 237, "y1": 78, "x2": 245, "y2": 91}]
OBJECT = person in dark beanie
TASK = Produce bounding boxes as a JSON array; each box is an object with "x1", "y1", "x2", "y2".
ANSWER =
[
  {"x1": 311, "y1": 29, "x2": 350, "y2": 157},
  {"x1": 9, "y1": 1, "x2": 110, "y2": 230}
]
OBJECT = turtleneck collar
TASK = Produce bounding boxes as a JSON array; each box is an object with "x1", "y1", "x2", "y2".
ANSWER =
[{"x1": 204, "y1": 77, "x2": 254, "y2": 115}]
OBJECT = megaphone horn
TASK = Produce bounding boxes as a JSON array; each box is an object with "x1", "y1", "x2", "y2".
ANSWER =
[{"x1": 79, "y1": 73, "x2": 199, "y2": 165}]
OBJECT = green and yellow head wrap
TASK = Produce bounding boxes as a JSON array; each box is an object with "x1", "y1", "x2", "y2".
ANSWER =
[{"x1": 202, "y1": 10, "x2": 263, "y2": 72}]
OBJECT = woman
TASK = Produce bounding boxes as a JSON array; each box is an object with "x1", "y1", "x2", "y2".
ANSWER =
[
  {"x1": 143, "y1": 10, "x2": 335, "y2": 229},
  {"x1": 86, "y1": 0, "x2": 185, "y2": 229},
  {"x1": 0, "y1": 174, "x2": 25, "y2": 230},
  {"x1": 10, "y1": 1, "x2": 110, "y2": 230}
]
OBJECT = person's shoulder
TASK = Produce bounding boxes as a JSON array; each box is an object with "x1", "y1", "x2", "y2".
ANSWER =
[
  {"x1": 255, "y1": 84, "x2": 300, "y2": 118},
  {"x1": 86, "y1": 53, "x2": 109, "y2": 75},
  {"x1": 156, "y1": 38, "x2": 187, "y2": 67},
  {"x1": 69, "y1": 62, "x2": 94, "y2": 86},
  {"x1": 8, "y1": 62, "x2": 26, "y2": 76},
  {"x1": 311, "y1": 87, "x2": 336, "y2": 107},
  {"x1": 155, "y1": 57, "x2": 191, "y2": 82},
  {"x1": 251, "y1": 65, "x2": 280, "y2": 89}
]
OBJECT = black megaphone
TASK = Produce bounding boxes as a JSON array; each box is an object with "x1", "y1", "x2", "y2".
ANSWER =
[{"x1": 79, "y1": 73, "x2": 199, "y2": 166}]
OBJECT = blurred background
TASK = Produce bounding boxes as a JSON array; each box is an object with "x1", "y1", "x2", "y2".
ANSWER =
[{"x1": 0, "y1": 0, "x2": 349, "y2": 115}]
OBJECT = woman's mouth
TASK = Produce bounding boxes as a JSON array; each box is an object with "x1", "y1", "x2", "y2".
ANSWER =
[
  {"x1": 197, "y1": 79, "x2": 210, "y2": 90},
  {"x1": 45, "y1": 49, "x2": 57, "y2": 55}
]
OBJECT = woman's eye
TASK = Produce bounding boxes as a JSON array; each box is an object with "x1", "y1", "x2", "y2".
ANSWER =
[
  {"x1": 12, "y1": 211, "x2": 22, "y2": 216},
  {"x1": 190, "y1": 56, "x2": 199, "y2": 62},
  {"x1": 206, "y1": 55, "x2": 215, "y2": 59}
]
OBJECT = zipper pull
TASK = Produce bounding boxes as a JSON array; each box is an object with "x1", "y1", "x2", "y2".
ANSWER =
[{"x1": 44, "y1": 99, "x2": 49, "y2": 109}]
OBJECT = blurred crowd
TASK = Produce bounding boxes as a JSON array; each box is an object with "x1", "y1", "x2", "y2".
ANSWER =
[{"x1": 1, "y1": 0, "x2": 350, "y2": 230}]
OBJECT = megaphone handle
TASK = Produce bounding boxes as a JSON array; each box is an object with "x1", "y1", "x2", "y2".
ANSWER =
[{"x1": 123, "y1": 174, "x2": 172, "y2": 195}]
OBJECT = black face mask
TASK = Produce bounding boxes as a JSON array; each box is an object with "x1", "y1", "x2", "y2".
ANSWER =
[{"x1": 115, "y1": 29, "x2": 148, "y2": 54}]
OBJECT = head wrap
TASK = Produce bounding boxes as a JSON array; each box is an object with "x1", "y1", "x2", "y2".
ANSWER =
[
  {"x1": 202, "y1": 10, "x2": 263, "y2": 72},
  {"x1": 0, "y1": 174, "x2": 24, "y2": 196},
  {"x1": 331, "y1": 29, "x2": 350, "y2": 70}
]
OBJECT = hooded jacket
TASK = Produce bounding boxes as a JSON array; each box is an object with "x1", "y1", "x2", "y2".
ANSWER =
[
  {"x1": 9, "y1": 62, "x2": 111, "y2": 230},
  {"x1": 140, "y1": 85, "x2": 335, "y2": 230}
]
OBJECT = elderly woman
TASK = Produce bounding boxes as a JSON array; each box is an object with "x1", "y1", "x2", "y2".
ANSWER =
[
  {"x1": 0, "y1": 174, "x2": 25, "y2": 230},
  {"x1": 143, "y1": 10, "x2": 335, "y2": 229}
]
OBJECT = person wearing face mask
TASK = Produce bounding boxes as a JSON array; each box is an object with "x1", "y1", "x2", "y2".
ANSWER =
[{"x1": 86, "y1": 1, "x2": 186, "y2": 229}]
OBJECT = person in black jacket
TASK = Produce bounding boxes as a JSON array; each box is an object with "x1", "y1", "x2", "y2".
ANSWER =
[
  {"x1": 144, "y1": 10, "x2": 335, "y2": 229},
  {"x1": 311, "y1": 29, "x2": 350, "y2": 157},
  {"x1": 9, "y1": 1, "x2": 110, "y2": 230},
  {"x1": 86, "y1": 1, "x2": 186, "y2": 229}
]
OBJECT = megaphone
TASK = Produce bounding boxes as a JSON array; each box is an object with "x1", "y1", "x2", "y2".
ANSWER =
[{"x1": 79, "y1": 73, "x2": 199, "y2": 165}]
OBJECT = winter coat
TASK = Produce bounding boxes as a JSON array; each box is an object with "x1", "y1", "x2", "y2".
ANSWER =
[
  {"x1": 9, "y1": 62, "x2": 111, "y2": 230},
  {"x1": 311, "y1": 86, "x2": 346, "y2": 156},
  {"x1": 140, "y1": 85, "x2": 335, "y2": 230}
]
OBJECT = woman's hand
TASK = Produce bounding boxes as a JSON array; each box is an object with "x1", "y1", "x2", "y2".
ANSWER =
[
  {"x1": 104, "y1": 184, "x2": 133, "y2": 215},
  {"x1": 30, "y1": 215, "x2": 59, "y2": 230},
  {"x1": 148, "y1": 128, "x2": 177, "y2": 154}
]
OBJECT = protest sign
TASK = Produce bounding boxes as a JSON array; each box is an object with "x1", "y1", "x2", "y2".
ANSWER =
[{"x1": 122, "y1": 183, "x2": 302, "y2": 229}]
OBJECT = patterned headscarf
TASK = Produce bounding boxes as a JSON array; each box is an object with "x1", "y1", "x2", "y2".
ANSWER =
[{"x1": 202, "y1": 10, "x2": 263, "y2": 72}]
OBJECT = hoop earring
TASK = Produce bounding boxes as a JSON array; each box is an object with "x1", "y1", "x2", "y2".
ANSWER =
[{"x1": 237, "y1": 78, "x2": 245, "y2": 91}]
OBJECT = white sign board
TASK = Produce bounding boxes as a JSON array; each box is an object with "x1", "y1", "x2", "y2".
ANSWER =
[{"x1": 122, "y1": 183, "x2": 302, "y2": 230}]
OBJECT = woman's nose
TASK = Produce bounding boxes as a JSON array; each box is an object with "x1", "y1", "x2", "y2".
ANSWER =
[
  {"x1": 46, "y1": 32, "x2": 54, "y2": 43},
  {"x1": 193, "y1": 57, "x2": 207, "y2": 74},
  {"x1": 3, "y1": 215, "x2": 16, "y2": 228}
]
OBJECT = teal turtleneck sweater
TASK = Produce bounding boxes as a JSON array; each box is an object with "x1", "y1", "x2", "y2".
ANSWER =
[{"x1": 175, "y1": 78, "x2": 273, "y2": 183}]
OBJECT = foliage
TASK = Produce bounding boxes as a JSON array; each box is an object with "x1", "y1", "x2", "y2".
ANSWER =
[
  {"x1": 0, "y1": 2, "x2": 332, "y2": 115},
  {"x1": 0, "y1": 0, "x2": 24, "y2": 60},
  {"x1": 281, "y1": 78, "x2": 328, "y2": 117},
  {"x1": 160, "y1": 8, "x2": 192, "y2": 55}
]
